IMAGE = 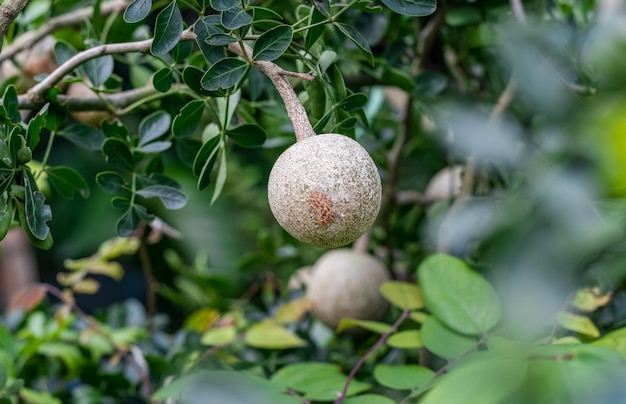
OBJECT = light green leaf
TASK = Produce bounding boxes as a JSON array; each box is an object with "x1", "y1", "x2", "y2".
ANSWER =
[
  {"x1": 337, "y1": 319, "x2": 392, "y2": 334},
  {"x1": 418, "y1": 254, "x2": 502, "y2": 335},
  {"x1": 592, "y1": 327, "x2": 626, "y2": 359},
  {"x1": 421, "y1": 316, "x2": 477, "y2": 359},
  {"x1": 380, "y1": 281, "x2": 424, "y2": 310},
  {"x1": 151, "y1": 1, "x2": 183, "y2": 56},
  {"x1": 245, "y1": 321, "x2": 306, "y2": 349},
  {"x1": 374, "y1": 364, "x2": 434, "y2": 390},
  {"x1": 201, "y1": 326, "x2": 236, "y2": 346},
  {"x1": 343, "y1": 395, "x2": 395, "y2": 404},
  {"x1": 556, "y1": 312, "x2": 600, "y2": 338},
  {"x1": 387, "y1": 330, "x2": 423, "y2": 349},
  {"x1": 37, "y1": 342, "x2": 83, "y2": 378}
]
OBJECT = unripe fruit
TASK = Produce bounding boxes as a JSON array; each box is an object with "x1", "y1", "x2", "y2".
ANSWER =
[
  {"x1": 66, "y1": 82, "x2": 112, "y2": 126},
  {"x1": 268, "y1": 134, "x2": 382, "y2": 248},
  {"x1": 307, "y1": 249, "x2": 389, "y2": 330},
  {"x1": 16, "y1": 147, "x2": 32, "y2": 165}
]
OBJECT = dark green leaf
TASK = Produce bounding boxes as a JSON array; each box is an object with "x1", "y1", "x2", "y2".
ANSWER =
[
  {"x1": 26, "y1": 104, "x2": 48, "y2": 149},
  {"x1": 0, "y1": 199, "x2": 13, "y2": 241},
  {"x1": 46, "y1": 166, "x2": 90, "y2": 199},
  {"x1": 418, "y1": 254, "x2": 502, "y2": 335},
  {"x1": 124, "y1": 0, "x2": 152, "y2": 23},
  {"x1": 3, "y1": 85, "x2": 20, "y2": 124},
  {"x1": 17, "y1": 200, "x2": 53, "y2": 250},
  {"x1": 221, "y1": 6, "x2": 252, "y2": 30},
  {"x1": 24, "y1": 170, "x2": 51, "y2": 240},
  {"x1": 201, "y1": 58, "x2": 249, "y2": 91},
  {"x1": 194, "y1": 135, "x2": 222, "y2": 190},
  {"x1": 381, "y1": 0, "x2": 437, "y2": 16},
  {"x1": 327, "y1": 63, "x2": 346, "y2": 100},
  {"x1": 210, "y1": 0, "x2": 239, "y2": 11},
  {"x1": 305, "y1": 7, "x2": 327, "y2": 51},
  {"x1": 54, "y1": 41, "x2": 77, "y2": 65},
  {"x1": 210, "y1": 146, "x2": 227, "y2": 204},
  {"x1": 59, "y1": 123, "x2": 105, "y2": 151},
  {"x1": 334, "y1": 23, "x2": 373, "y2": 65},
  {"x1": 173, "y1": 100, "x2": 205, "y2": 138},
  {"x1": 139, "y1": 111, "x2": 171, "y2": 147},
  {"x1": 96, "y1": 171, "x2": 126, "y2": 195},
  {"x1": 0, "y1": 362, "x2": 6, "y2": 390},
  {"x1": 137, "y1": 185, "x2": 187, "y2": 209},
  {"x1": 111, "y1": 196, "x2": 130, "y2": 209},
  {"x1": 194, "y1": 15, "x2": 225, "y2": 64},
  {"x1": 151, "y1": 1, "x2": 183, "y2": 56},
  {"x1": 253, "y1": 25, "x2": 293, "y2": 61},
  {"x1": 172, "y1": 40, "x2": 193, "y2": 63},
  {"x1": 82, "y1": 56, "x2": 114, "y2": 87},
  {"x1": 226, "y1": 124, "x2": 266, "y2": 147},
  {"x1": 153, "y1": 67, "x2": 173, "y2": 92},
  {"x1": 103, "y1": 138, "x2": 134, "y2": 170},
  {"x1": 206, "y1": 33, "x2": 237, "y2": 46},
  {"x1": 312, "y1": 0, "x2": 331, "y2": 17},
  {"x1": 117, "y1": 207, "x2": 138, "y2": 237},
  {"x1": 337, "y1": 93, "x2": 368, "y2": 111},
  {"x1": 304, "y1": 75, "x2": 326, "y2": 124},
  {"x1": 138, "y1": 141, "x2": 172, "y2": 153},
  {"x1": 102, "y1": 119, "x2": 129, "y2": 139},
  {"x1": 183, "y1": 66, "x2": 214, "y2": 96}
]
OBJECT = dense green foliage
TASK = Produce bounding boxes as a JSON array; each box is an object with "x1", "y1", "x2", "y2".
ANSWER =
[{"x1": 1, "y1": 0, "x2": 626, "y2": 403}]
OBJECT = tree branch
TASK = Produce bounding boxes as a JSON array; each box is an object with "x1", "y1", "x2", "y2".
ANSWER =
[
  {"x1": 227, "y1": 42, "x2": 316, "y2": 141},
  {"x1": 0, "y1": 0, "x2": 29, "y2": 46},
  {"x1": 0, "y1": 0, "x2": 129, "y2": 64}
]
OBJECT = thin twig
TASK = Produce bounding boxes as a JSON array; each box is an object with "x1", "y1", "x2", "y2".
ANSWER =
[
  {"x1": 335, "y1": 309, "x2": 411, "y2": 404},
  {"x1": 0, "y1": 0, "x2": 30, "y2": 46},
  {"x1": 0, "y1": 0, "x2": 129, "y2": 63},
  {"x1": 137, "y1": 222, "x2": 157, "y2": 319}
]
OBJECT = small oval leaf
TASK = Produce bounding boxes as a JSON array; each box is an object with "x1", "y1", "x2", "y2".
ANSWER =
[
  {"x1": 380, "y1": 281, "x2": 424, "y2": 310},
  {"x1": 245, "y1": 321, "x2": 306, "y2": 349},
  {"x1": 253, "y1": 25, "x2": 293, "y2": 62},
  {"x1": 124, "y1": 0, "x2": 152, "y2": 23},
  {"x1": 151, "y1": 1, "x2": 183, "y2": 56},
  {"x1": 225, "y1": 124, "x2": 266, "y2": 147},
  {"x1": 374, "y1": 364, "x2": 434, "y2": 390},
  {"x1": 201, "y1": 58, "x2": 249, "y2": 91}
]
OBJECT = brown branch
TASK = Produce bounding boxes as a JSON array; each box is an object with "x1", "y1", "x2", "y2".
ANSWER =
[
  {"x1": 0, "y1": 0, "x2": 129, "y2": 63},
  {"x1": 0, "y1": 0, "x2": 29, "y2": 46},
  {"x1": 227, "y1": 42, "x2": 316, "y2": 141},
  {"x1": 25, "y1": 29, "x2": 197, "y2": 104}
]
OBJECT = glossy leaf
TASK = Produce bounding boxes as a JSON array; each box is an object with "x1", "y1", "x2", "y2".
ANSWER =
[
  {"x1": 24, "y1": 170, "x2": 51, "y2": 240},
  {"x1": 338, "y1": 93, "x2": 368, "y2": 111},
  {"x1": 96, "y1": 171, "x2": 126, "y2": 195},
  {"x1": 206, "y1": 33, "x2": 237, "y2": 46},
  {"x1": 305, "y1": 6, "x2": 327, "y2": 51},
  {"x1": 201, "y1": 58, "x2": 249, "y2": 91},
  {"x1": 226, "y1": 124, "x2": 267, "y2": 147},
  {"x1": 139, "y1": 110, "x2": 171, "y2": 147},
  {"x1": 194, "y1": 15, "x2": 225, "y2": 64},
  {"x1": 380, "y1": 281, "x2": 424, "y2": 310},
  {"x1": 46, "y1": 166, "x2": 90, "y2": 199},
  {"x1": 153, "y1": 67, "x2": 173, "y2": 92},
  {"x1": 3, "y1": 85, "x2": 20, "y2": 124},
  {"x1": 151, "y1": 1, "x2": 183, "y2": 56},
  {"x1": 59, "y1": 124, "x2": 105, "y2": 151},
  {"x1": 253, "y1": 25, "x2": 293, "y2": 61},
  {"x1": 387, "y1": 330, "x2": 423, "y2": 349},
  {"x1": 271, "y1": 362, "x2": 371, "y2": 401},
  {"x1": 418, "y1": 254, "x2": 502, "y2": 335},
  {"x1": 26, "y1": 104, "x2": 48, "y2": 149},
  {"x1": 334, "y1": 23, "x2": 373, "y2": 65},
  {"x1": 210, "y1": 0, "x2": 238, "y2": 11},
  {"x1": 103, "y1": 138, "x2": 134, "y2": 170},
  {"x1": 221, "y1": 6, "x2": 252, "y2": 30},
  {"x1": 124, "y1": 0, "x2": 152, "y2": 23},
  {"x1": 182, "y1": 66, "x2": 215, "y2": 96},
  {"x1": 421, "y1": 316, "x2": 476, "y2": 359},
  {"x1": 244, "y1": 321, "x2": 307, "y2": 349},
  {"x1": 381, "y1": 0, "x2": 437, "y2": 16},
  {"x1": 17, "y1": 201, "x2": 53, "y2": 250},
  {"x1": 137, "y1": 185, "x2": 187, "y2": 209},
  {"x1": 82, "y1": 55, "x2": 114, "y2": 87},
  {"x1": 138, "y1": 141, "x2": 172, "y2": 153},
  {"x1": 173, "y1": 100, "x2": 205, "y2": 138},
  {"x1": 374, "y1": 364, "x2": 434, "y2": 390},
  {"x1": 337, "y1": 319, "x2": 392, "y2": 334}
]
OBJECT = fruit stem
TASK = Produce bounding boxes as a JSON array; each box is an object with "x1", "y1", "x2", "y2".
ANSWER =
[{"x1": 228, "y1": 42, "x2": 316, "y2": 142}]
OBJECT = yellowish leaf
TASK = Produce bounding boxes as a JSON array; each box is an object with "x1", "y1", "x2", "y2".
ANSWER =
[
  {"x1": 380, "y1": 281, "x2": 424, "y2": 310},
  {"x1": 387, "y1": 330, "x2": 423, "y2": 349},
  {"x1": 337, "y1": 318, "x2": 392, "y2": 334},
  {"x1": 570, "y1": 288, "x2": 612, "y2": 312},
  {"x1": 201, "y1": 326, "x2": 237, "y2": 346},
  {"x1": 72, "y1": 278, "x2": 100, "y2": 294},
  {"x1": 410, "y1": 311, "x2": 429, "y2": 324},
  {"x1": 245, "y1": 320, "x2": 306, "y2": 349},
  {"x1": 556, "y1": 312, "x2": 600, "y2": 338},
  {"x1": 184, "y1": 308, "x2": 220, "y2": 332},
  {"x1": 274, "y1": 297, "x2": 312, "y2": 324}
]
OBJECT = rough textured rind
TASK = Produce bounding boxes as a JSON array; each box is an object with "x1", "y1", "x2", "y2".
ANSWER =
[
  {"x1": 268, "y1": 133, "x2": 382, "y2": 248},
  {"x1": 307, "y1": 249, "x2": 390, "y2": 329}
]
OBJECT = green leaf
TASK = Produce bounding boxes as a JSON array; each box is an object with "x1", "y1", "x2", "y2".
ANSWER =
[
  {"x1": 421, "y1": 316, "x2": 476, "y2": 359},
  {"x1": 206, "y1": 33, "x2": 237, "y2": 46},
  {"x1": 337, "y1": 319, "x2": 392, "y2": 334},
  {"x1": 194, "y1": 16, "x2": 225, "y2": 64},
  {"x1": 380, "y1": 281, "x2": 424, "y2": 310},
  {"x1": 153, "y1": 67, "x2": 173, "y2": 92},
  {"x1": 26, "y1": 104, "x2": 48, "y2": 149},
  {"x1": 18, "y1": 388, "x2": 62, "y2": 404},
  {"x1": 210, "y1": 145, "x2": 227, "y2": 204},
  {"x1": 59, "y1": 124, "x2": 105, "y2": 151},
  {"x1": 253, "y1": 25, "x2": 293, "y2": 61},
  {"x1": 374, "y1": 364, "x2": 434, "y2": 390},
  {"x1": 139, "y1": 110, "x2": 171, "y2": 147},
  {"x1": 0, "y1": 199, "x2": 13, "y2": 241},
  {"x1": 3, "y1": 85, "x2": 20, "y2": 124},
  {"x1": 592, "y1": 327, "x2": 626, "y2": 359},
  {"x1": 201, "y1": 58, "x2": 250, "y2": 91},
  {"x1": 381, "y1": 0, "x2": 437, "y2": 16},
  {"x1": 117, "y1": 207, "x2": 138, "y2": 237},
  {"x1": 244, "y1": 321, "x2": 307, "y2": 349},
  {"x1": 37, "y1": 342, "x2": 83, "y2": 378},
  {"x1": 138, "y1": 141, "x2": 172, "y2": 153},
  {"x1": 46, "y1": 166, "x2": 90, "y2": 199},
  {"x1": 334, "y1": 23, "x2": 373, "y2": 65},
  {"x1": 201, "y1": 326, "x2": 236, "y2": 346},
  {"x1": 137, "y1": 185, "x2": 187, "y2": 209},
  {"x1": 24, "y1": 170, "x2": 51, "y2": 240},
  {"x1": 182, "y1": 66, "x2": 215, "y2": 96},
  {"x1": 82, "y1": 56, "x2": 114, "y2": 87},
  {"x1": 556, "y1": 312, "x2": 600, "y2": 338},
  {"x1": 210, "y1": 0, "x2": 238, "y2": 11},
  {"x1": 305, "y1": 6, "x2": 327, "y2": 51},
  {"x1": 173, "y1": 100, "x2": 205, "y2": 138},
  {"x1": 221, "y1": 6, "x2": 252, "y2": 30},
  {"x1": 17, "y1": 201, "x2": 53, "y2": 250},
  {"x1": 193, "y1": 135, "x2": 221, "y2": 190},
  {"x1": 124, "y1": 0, "x2": 152, "y2": 23},
  {"x1": 103, "y1": 139, "x2": 134, "y2": 171},
  {"x1": 54, "y1": 41, "x2": 77, "y2": 65},
  {"x1": 343, "y1": 395, "x2": 395, "y2": 404},
  {"x1": 96, "y1": 171, "x2": 127, "y2": 195},
  {"x1": 418, "y1": 254, "x2": 502, "y2": 335},
  {"x1": 271, "y1": 362, "x2": 371, "y2": 401},
  {"x1": 387, "y1": 330, "x2": 423, "y2": 349},
  {"x1": 338, "y1": 93, "x2": 368, "y2": 111},
  {"x1": 226, "y1": 124, "x2": 266, "y2": 147},
  {"x1": 0, "y1": 363, "x2": 6, "y2": 390},
  {"x1": 151, "y1": 1, "x2": 183, "y2": 56}
]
